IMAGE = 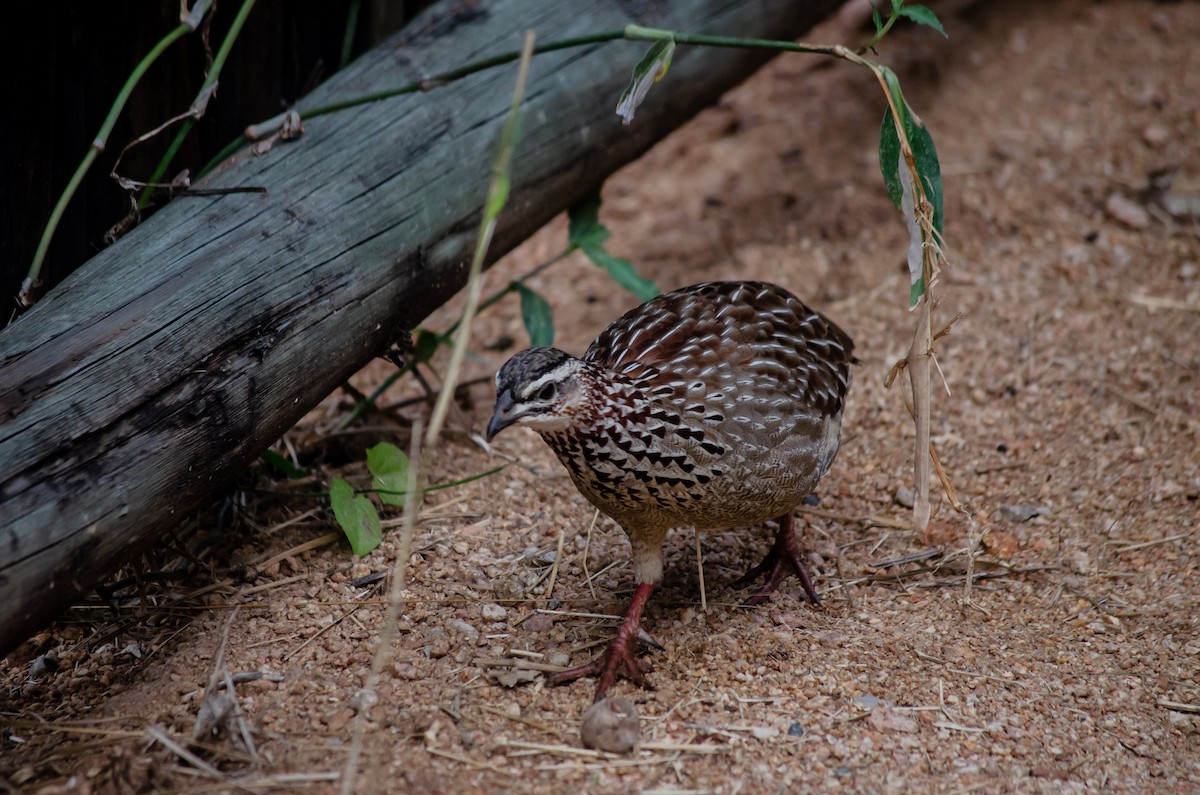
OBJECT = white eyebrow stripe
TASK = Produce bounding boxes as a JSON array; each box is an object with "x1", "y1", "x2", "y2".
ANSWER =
[{"x1": 519, "y1": 361, "x2": 577, "y2": 398}]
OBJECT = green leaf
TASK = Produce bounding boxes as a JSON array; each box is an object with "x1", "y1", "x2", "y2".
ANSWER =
[
  {"x1": 876, "y1": 69, "x2": 911, "y2": 209},
  {"x1": 616, "y1": 38, "x2": 675, "y2": 125},
  {"x1": 568, "y1": 193, "x2": 610, "y2": 251},
  {"x1": 330, "y1": 478, "x2": 382, "y2": 556},
  {"x1": 584, "y1": 245, "x2": 660, "y2": 302},
  {"x1": 568, "y1": 194, "x2": 659, "y2": 301},
  {"x1": 870, "y1": 2, "x2": 884, "y2": 34},
  {"x1": 516, "y1": 284, "x2": 555, "y2": 347},
  {"x1": 413, "y1": 328, "x2": 441, "y2": 364},
  {"x1": 877, "y1": 68, "x2": 944, "y2": 307},
  {"x1": 484, "y1": 74, "x2": 526, "y2": 222},
  {"x1": 897, "y1": 4, "x2": 947, "y2": 37},
  {"x1": 261, "y1": 449, "x2": 305, "y2": 479},
  {"x1": 486, "y1": 164, "x2": 512, "y2": 219},
  {"x1": 877, "y1": 72, "x2": 943, "y2": 236},
  {"x1": 879, "y1": 106, "x2": 903, "y2": 213},
  {"x1": 367, "y1": 442, "x2": 410, "y2": 507}
]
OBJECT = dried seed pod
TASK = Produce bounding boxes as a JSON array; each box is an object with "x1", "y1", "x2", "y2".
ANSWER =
[{"x1": 580, "y1": 697, "x2": 640, "y2": 754}]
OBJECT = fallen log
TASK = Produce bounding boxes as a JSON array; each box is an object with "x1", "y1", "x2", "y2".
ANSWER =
[{"x1": 0, "y1": 0, "x2": 844, "y2": 656}]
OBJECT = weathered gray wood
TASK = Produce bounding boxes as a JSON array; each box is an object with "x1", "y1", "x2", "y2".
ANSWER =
[{"x1": 0, "y1": 0, "x2": 844, "y2": 656}]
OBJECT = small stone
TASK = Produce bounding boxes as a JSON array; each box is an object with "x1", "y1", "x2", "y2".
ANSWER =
[
  {"x1": 996, "y1": 504, "x2": 1046, "y2": 523},
  {"x1": 984, "y1": 529, "x2": 1021, "y2": 559},
  {"x1": 480, "y1": 603, "x2": 508, "y2": 621},
  {"x1": 894, "y1": 488, "x2": 916, "y2": 508},
  {"x1": 29, "y1": 653, "x2": 59, "y2": 680},
  {"x1": 853, "y1": 694, "x2": 881, "y2": 711},
  {"x1": 787, "y1": 722, "x2": 804, "y2": 737},
  {"x1": 325, "y1": 707, "x2": 355, "y2": 733},
  {"x1": 868, "y1": 705, "x2": 918, "y2": 733},
  {"x1": 1104, "y1": 193, "x2": 1150, "y2": 229},
  {"x1": 391, "y1": 662, "x2": 421, "y2": 680},
  {"x1": 493, "y1": 668, "x2": 539, "y2": 688},
  {"x1": 492, "y1": 578, "x2": 525, "y2": 603},
  {"x1": 1142, "y1": 123, "x2": 1169, "y2": 148},
  {"x1": 447, "y1": 619, "x2": 479, "y2": 638},
  {"x1": 523, "y1": 614, "x2": 555, "y2": 633},
  {"x1": 349, "y1": 688, "x2": 378, "y2": 713},
  {"x1": 1167, "y1": 711, "x2": 1196, "y2": 734},
  {"x1": 424, "y1": 628, "x2": 450, "y2": 658},
  {"x1": 771, "y1": 609, "x2": 809, "y2": 630},
  {"x1": 580, "y1": 697, "x2": 640, "y2": 754}
]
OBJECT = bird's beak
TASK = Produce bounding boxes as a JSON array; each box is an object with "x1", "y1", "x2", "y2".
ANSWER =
[{"x1": 486, "y1": 389, "x2": 518, "y2": 442}]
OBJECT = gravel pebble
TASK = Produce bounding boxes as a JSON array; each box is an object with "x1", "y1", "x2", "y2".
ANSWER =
[
  {"x1": 1105, "y1": 193, "x2": 1150, "y2": 229},
  {"x1": 480, "y1": 603, "x2": 508, "y2": 621},
  {"x1": 446, "y1": 619, "x2": 478, "y2": 638},
  {"x1": 996, "y1": 504, "x2": 1047, "y2": 523}
]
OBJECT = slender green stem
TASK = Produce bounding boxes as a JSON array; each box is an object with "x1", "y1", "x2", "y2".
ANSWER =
[
  {"x1": 623, "y1": 24, "x2": 836, "y2": 56},
  {"x1": 444, "y1": 248, "x2": 569, "y2": 339},
  {"x1": 339, "y1": 248, "x2": 567, "y2": 429},
  {"x1": 197, "y1": 133, "x2": 248, "y2": 179},
  {"x1": 138, "y1": 0, "x2": 259, "y2": 208},
  {"x1": 303, "y1": 31, "x2": 624, "y2": 120},
  {"x1": 340, "y1": 0, "x2": 361, "y2": 69},
  {"x1": 859, "y1": 9, "x2": 901, "y2": 53},
  {"x1": 367, "y1": 465, "x2": 506, "y2": 498},
  {"x1": 198, "y1": 32, "x2": 623, "y2": 180},
  {"x1": 197, "y1": 21, "x2": 869, "y2": 184},
  {"x1": 255, "y1": 464, "x2": 505, "y2": 499},
  {"x1": 31, "y1": 12, "x2": 897, "y2": 305},
  {"x1": 424, "y1": 32, "x2": 535, "y2": 446},
  {"x1": 337, "y1": 359, "x2": 416, "y2": 430},
  {"x1": 22, "y1": 16, "x2": 199, "y2": 306}
]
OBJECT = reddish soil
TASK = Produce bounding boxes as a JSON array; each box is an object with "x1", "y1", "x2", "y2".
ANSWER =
[{"x1": 3, "y1": 1, "x2": 1198, "y2": 792}]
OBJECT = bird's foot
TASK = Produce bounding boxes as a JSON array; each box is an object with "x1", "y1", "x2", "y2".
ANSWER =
[
  {"x1": 549, "y1": 582, "x2": 657, "y2": 702},
  {"x1": 735, "y1": 514, "x2": 822, "y2": 606}
]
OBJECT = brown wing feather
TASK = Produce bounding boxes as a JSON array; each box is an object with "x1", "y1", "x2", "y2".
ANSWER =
[{"x1": 584, "y1": 281, "x2": 855, "y2": 417}]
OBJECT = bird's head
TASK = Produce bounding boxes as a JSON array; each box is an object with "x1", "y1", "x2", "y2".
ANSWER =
[{"x1": 486, "y1": 347, "x2": 590, "y2": 441}]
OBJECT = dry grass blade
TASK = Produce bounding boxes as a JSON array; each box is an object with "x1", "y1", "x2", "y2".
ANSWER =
[
  {"x1": 1127, "y1": 294, "x2": 1200, "y2": 313},
  {"x1": 581, "y1": 508, "x2": 601, "y2": 600},
  {"x1": 426, "y1": 746, "x2": 515, "y2": 775},
  {"x1": 336, "y1": 31, "x2": 537, "y2": 795},
  {"x1": 145, "y1": 725, "x2": 226, "y2": 781},
  {"x1": 868, "y1": 548, "x2": 942, "y2": 569},
  {"x1": 535, "y1": 608, "x2": 624, "y2": 621},
  {"x1": 497, "y1": 737, "x2": 617, "y2": 759},
  {"x1": 1108, "y1": 533, "x2": 1189, "y2": 553},
  {"x1": 473, "y1": 657, "x2": 568, "y2": 673},
  {"x1": 543, "y1": 525, "x2": 566, "y2": 602}
]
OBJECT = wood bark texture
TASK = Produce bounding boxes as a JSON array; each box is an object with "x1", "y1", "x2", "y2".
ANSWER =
[{"x1": 0, "y1": 0, "x2": 844, "y2": 656}]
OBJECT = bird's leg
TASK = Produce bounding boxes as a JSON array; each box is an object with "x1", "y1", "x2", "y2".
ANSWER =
[
  {"x1": 735, "y1": 514, "x2": 822, "y2": 606},
  {"x1": 549, "y1": 582, "x2": 656, "y2": 702}
]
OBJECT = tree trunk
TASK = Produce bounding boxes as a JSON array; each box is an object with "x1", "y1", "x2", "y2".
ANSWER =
[{"x1": 0, "y1": 0, "x2": 844, "y2": 656}]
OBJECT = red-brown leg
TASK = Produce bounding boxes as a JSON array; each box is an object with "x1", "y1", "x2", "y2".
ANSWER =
[
  {"x1": 735, "y1": 514, "x2": 822, "y2": 606},
  {"x1": 549, "y1": 582, "x2": 656, "y2": 702}
]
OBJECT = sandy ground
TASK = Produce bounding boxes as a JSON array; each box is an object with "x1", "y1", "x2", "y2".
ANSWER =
[{"x1": 3, "y1": 0, "x2": 1199, "y2": 792}]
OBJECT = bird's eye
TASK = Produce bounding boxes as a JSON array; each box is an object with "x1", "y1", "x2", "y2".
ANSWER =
[{"x1": 536, "y1": 383, "x2": 556, "y2": 402}]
